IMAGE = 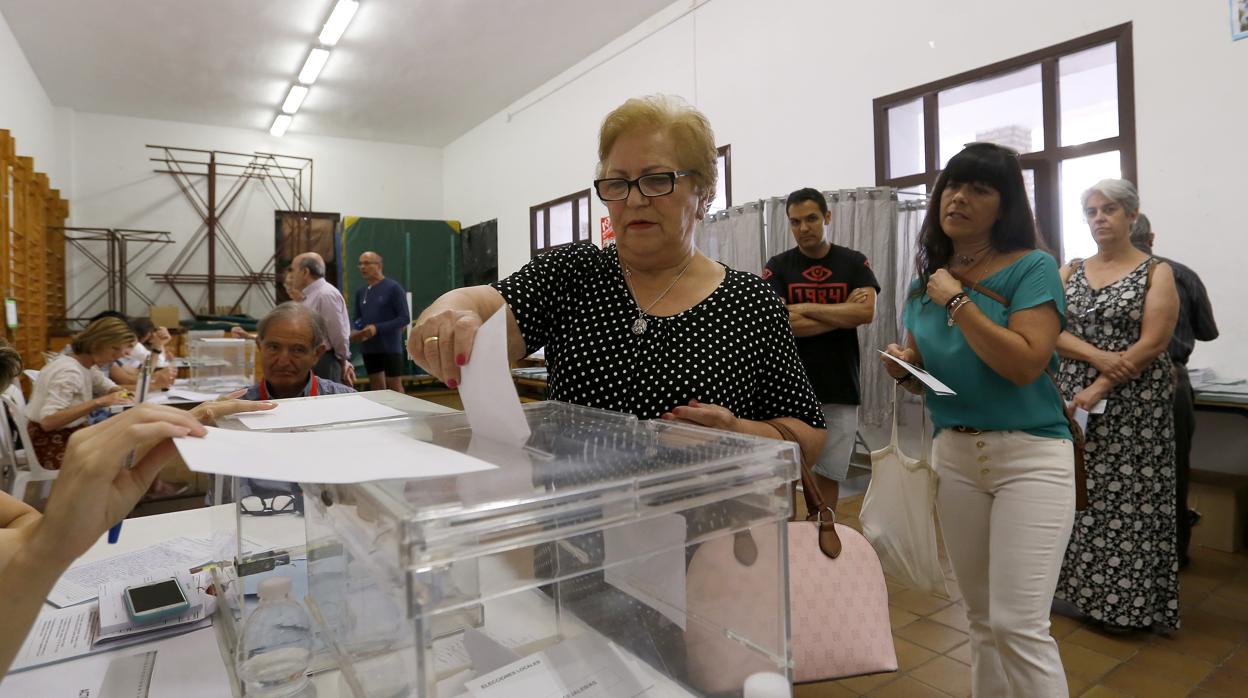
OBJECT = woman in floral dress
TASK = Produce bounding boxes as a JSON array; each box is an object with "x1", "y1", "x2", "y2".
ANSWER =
[{"x1": 1054, "y1": 178, "x2": 1181, "y2": 632}]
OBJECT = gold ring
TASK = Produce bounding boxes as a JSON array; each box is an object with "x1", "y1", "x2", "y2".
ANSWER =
[{"x1": 423, "y1": 336, "x2": 440, "y2": 343}]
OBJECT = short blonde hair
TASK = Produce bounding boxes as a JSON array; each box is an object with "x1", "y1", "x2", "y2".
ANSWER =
[
  {"x1": 70, "y1": 317, "x2": 137, "y2": 355},
  {"x1": 596, "y1": 95, "x2": 718, "y2": 207}
]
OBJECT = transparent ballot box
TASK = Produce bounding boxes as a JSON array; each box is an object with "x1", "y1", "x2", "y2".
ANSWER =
[
  {"x1": 279, "y1": 400, "x2": 798, "y2": 697},
  {"x1": 188, "y1": 337, "x2": 254, "y2": 392}
]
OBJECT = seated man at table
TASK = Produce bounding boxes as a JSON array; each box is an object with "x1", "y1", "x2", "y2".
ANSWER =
[{"x1": 245, "y1": 302, "x2": 355, "y2": 401}]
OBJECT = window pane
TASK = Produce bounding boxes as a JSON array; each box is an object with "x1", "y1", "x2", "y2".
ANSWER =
[
  {"x1": 1060, "y1": 150, "x2": 1121, "y2": 263},
  {"x1": 939, "y1": 65, "x2": 1044, "y2": 166},
  {"x1": 1060, "y1": 43, "x2": 1118, "y2": 146},
  {"x1": 578, "y1": 196, "x2": 589, "y2": 241},
  {"x1": 534, "y1": 209, "x2": 545, "y2": 246},
  {"x1": 888, "y1": 98, "x2": 925, "y2": 177},
  {"x1": 709, "y1": 152, "x2": 728, "y2": 214},
  {"x1": 549, "y1": 201, "x2": 574, "y2": 247}
]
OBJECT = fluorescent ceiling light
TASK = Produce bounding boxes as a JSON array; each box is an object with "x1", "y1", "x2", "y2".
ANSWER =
[
  {"x1": 282, "y1": 85, "x2": 309, "y2": 115},
  {"x1": 271, "y1": 114, "x2": 293, "y2": 137},
  {"x1": 319, "y1": 0, "x2": 359, "y2": 46},
  {"x1": 299, "y1": 48, "x2": 331, "y2": 85}
]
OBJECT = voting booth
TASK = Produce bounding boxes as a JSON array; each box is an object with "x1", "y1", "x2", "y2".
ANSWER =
[{"x1": 216, "y1": 398, "x2": 798, "y2": 697}]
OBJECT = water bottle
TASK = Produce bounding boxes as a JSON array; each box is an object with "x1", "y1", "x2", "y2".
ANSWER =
[{"x1": 237, "y1": 576, "x2": 317, "y2": 697}]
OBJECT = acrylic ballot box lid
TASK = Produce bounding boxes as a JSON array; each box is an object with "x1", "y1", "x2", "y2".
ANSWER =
[{"x1": 302, "y1": 400, "x2": 799, "y2": 568}]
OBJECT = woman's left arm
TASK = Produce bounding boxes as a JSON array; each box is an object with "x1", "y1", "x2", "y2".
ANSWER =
[
  {"x1": 664, "y1": 402, "x2": 826, "y2": 466},
  {"x1": 1119, "y1": 262, "x2": 1179, "y2": 373},
  {"x1": 927, "y1": 269, "x2": 1059, "y2": 385}
]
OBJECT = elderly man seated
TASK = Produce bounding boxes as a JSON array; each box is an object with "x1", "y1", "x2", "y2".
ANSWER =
[{"x1": 246, "y1": 302, "x2": 356, "y2": 400}]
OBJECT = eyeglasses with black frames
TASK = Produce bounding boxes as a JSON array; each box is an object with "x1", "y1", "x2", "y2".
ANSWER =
[
  {"x1": 239, "y1": 494, "x2": 298, "y2": 517},
  {"x1": 593, "y1": 171, "x2": 693, "y2": 201}
]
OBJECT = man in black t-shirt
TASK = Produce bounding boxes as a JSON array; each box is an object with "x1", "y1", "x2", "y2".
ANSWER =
[{"x1": 764, "y1": 188, "x2": 880, "y2": 507}]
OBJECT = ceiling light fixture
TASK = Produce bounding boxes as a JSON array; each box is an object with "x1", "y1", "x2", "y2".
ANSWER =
[
  {"x1": 270, "y1": 114, "x2": 293, "y2": 137},
  {"x1": 319, "y1": 0, "x2": 359, "y2": 47},
  {"x1": 282, "y1": 85, "x2": 310, "y2": 114},
  {"x1": 299, "y1": 48, "x2": 331, "y2": 85}
]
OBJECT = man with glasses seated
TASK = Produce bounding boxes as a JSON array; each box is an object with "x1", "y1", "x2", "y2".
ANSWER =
[{"x1": 238, "y1": 302, "x2": 355, "y2": 502}]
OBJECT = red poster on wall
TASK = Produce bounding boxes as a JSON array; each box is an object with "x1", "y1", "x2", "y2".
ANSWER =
[{"x1": 600, "y1": 216, "x2": 615, "y2": 247}]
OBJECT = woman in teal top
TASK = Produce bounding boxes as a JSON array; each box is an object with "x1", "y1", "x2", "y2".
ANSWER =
[{"x1": 882, "y1": 143, "x2": 1076, "y2": 698}]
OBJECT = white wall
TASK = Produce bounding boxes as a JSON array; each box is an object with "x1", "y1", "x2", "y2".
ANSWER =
[
  {"x1": 0, "y1": 10, "x2": 63, "y2": 189},
  {"x1": 64, "y1": 111, "x2": 443, "y2": 321},
  {"x1": 442, "y1": 0, "x2": 1247, "y2": 375}
]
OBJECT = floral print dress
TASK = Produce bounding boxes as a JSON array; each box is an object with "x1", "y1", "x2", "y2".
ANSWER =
[{"x1": 1054, "y1": 258, "x2": 1179, "y2": 631}]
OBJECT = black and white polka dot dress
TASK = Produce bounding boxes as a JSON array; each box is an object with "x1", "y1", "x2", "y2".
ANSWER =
[{"x1": 493, "y1": 242, "x2": 825, "y2": 430}]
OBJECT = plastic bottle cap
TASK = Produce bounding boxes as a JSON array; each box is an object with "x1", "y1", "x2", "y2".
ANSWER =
[
  {"x1": 743, "y1": 672, "x2": 791, "y2": 698},
  {"x1": 257, "y1": 575, "x2": 293, "y2": 601}
]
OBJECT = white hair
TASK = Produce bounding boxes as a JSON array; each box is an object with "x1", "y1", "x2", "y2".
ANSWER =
[{"x1": 1081, "y1": 178, "x2": 1140, "y2": 216}]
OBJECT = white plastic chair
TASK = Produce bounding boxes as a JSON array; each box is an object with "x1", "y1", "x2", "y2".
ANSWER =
[{"x1": 0, "y1": 389, "x2": 58, "y2": 502}]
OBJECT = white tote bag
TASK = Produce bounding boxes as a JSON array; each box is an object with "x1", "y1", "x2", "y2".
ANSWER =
[{"x1": 860, "y1": 389, "x2": 947, "y2": 597}]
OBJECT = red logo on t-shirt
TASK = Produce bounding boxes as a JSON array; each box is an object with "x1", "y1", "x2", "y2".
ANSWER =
[
  {"x1": 761, "y1": 267, "x2": 773, "y2": 280},
  {"x1": 802, "y1": 265, "x2": 833, "y2": 282},
  {"x1": 788, "y1": 283, "x2": 848, "y2": 304}
]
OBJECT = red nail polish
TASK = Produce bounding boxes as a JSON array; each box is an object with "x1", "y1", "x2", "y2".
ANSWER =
[
  {"x1": 447, "y1": 378, "x2": 458, "y2": 389},
  {"x1": 456, "y1": 354, "x2": 466, "y2": 366}
]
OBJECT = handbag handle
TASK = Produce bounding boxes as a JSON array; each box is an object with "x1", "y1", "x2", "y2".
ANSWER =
[{"x1": 767, "y1": 419, "x2": 843, "y2": 559}]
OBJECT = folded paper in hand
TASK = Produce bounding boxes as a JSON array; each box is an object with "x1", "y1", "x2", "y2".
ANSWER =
[{"x1": 878, "y1": 351, "x2": 956, "y2": 395}]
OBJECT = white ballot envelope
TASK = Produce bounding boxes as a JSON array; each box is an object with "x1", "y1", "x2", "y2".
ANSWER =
[{"x1": 878, "y1": 350, "x2": 956, "y2": 395}]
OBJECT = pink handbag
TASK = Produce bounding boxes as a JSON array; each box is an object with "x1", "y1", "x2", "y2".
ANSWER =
[{"x1": 685, "y1": 421, "x2": 896, "y2": 691}]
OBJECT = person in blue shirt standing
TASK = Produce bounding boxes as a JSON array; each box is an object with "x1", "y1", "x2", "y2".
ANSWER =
[{"x1": 351, "y1": 251, "x2": 411, "y2": 392}]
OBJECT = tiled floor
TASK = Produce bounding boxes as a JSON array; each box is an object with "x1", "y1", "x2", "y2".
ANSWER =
[{"x1": 796, "y1": 494, "x2": 1248, "y2": 698}]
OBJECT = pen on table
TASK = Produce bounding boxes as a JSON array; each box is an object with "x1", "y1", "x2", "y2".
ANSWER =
[{"x1": 107, "y1": 448, "x2": 138, "y2": 544}]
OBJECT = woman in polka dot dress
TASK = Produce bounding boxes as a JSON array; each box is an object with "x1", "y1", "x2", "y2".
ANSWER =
[{"x1": 408, "y1": 94, "x2": 826, "y2": 461}]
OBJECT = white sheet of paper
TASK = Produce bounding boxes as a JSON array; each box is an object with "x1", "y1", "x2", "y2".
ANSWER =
[
  {"x1": 1073, "y1": 407, "x2": 1090, "y2": 433},
  {"x1": 459, "y1": 307, "x2": 531, "y2": 445},
  {"x1": 47, "y1": 537, "x2": 215, "y2": 608},
  {"x1": 9, "y1": 603, "x2": 98, "y2": 671},
  {"x1": 236, "y1": 394, "x2": 406, "y2": 430},
  {"x1": 175, "y1": 425, "x2": 496, "y2": 483},
  {"x1": 164, "y1": 388, "x2": 221, "y2": 402},
  {"x1": 878, "y1": 351, "x2": 957, "y2": 395},
  {"x1": 604, "y1": 514, "x2": 688, "y2": 630},
  {"x1": 466, "y1": 633, "x2": 652, "y2": 698}
]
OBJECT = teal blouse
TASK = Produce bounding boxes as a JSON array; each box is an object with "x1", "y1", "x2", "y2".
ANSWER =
[{"x1": 901, "y1": 249, "x2": 1071, "y2": 439}]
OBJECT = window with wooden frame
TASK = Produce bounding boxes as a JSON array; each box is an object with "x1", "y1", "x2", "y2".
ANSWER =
[
  {"x1": 874, "y1": 23, "x2": 1135, "y2": 262},
  {"x1": 707, "y1": 144, "x2": 732, "y2": 215},
  {"x1": 530, "y1": 189, "x2": 591, "y2": 257}
]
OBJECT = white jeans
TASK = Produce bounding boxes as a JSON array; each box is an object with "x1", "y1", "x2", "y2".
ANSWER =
[{"x1": 933, "y1": 430, "x2": 1076, "y2": 698}]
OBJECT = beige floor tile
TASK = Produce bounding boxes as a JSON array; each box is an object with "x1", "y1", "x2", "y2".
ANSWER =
[
  {"x1": 909, "y1": 656, "x2": 972, "y2": 698},
  {"x1": 894, "y1": 619, "x2": 969, "y2": 654},
  {"x1": 795, "y1": 681, "x2": 860, "y2": 698},
  {"x1": 1076, "y1": 686, "x2": 1130, "y2": 697},
  {"x1": 1099, "y1": 664, "x2": 1191, "y2": 698},
  {"x1": 1180, "y1": 608, "x2": 1248, "y2": 643},
  {"x1": 1065, "y1": 671, "x2": 1091, "y2": 697},
  {"x1": 1199, "y1": 594, "x2": 1248, "y2": 624},
  {"x1": 1224, "y1": 646, "x2": 1248, "y2": 672},
  {"x1": 1066, "y1": 627, "x2": 1146, "y2": 661},
  {"x1": 865, "y1": 676, "x2": 954, "y2": 698},
  {"x1": 1122, "y1": 645, "x2": 1215, "y2": 686},
  {"x1": 1058, "y1": 642, "x2": 1123, "y2": 682},
  {"x1": 892, "y1": 638, "x2": 939, "y2": 672},
  {"x1": 888, "y1": 605, "x2": 920, "y2": 630},
  {"x1": 1195, "y1": 664, "x2": 1248, "y2": 697},
  {"x1": 1051, "y1": 612, "x2": 1085, "y2": 639},
  {"x1": 928, "y1": 604, "x2": 970, "y2": 633},
  {"x1": 945, "y1": 642, "x2": 972, "y2": 666},
  {"x1": 889, "y1": 589, "x2": 953, "y2": 617},
  {"x1": 1148, "y1": 628, "x2": 1238, "y2": 663},
  {"x1": 835, "y1": 671, "x2": 896, "y2": 695}
]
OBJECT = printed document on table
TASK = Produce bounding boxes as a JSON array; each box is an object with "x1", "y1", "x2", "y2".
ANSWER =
[
  {"x1": 236, "y1": 393, "x2": 406, "y2": 430},
  {"x1": 878, "y1": 351, "x2": 957, "y2": 395},
  {"x1": 466, "y1": 633, "x2": 652, "y2": 698},
  {"x1": 47, "y1": 536, "x2": 216, "y2": 608},
  {"x1": 175, "y1": 425, "x2": 497, "y2": 483},
  {"x1": 459, "y1": 306, "x2": 531, "y2": 445}
]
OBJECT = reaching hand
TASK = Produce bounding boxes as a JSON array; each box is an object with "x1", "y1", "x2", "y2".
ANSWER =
[
  {"x1": 661, "y1": 399, "x2": 740, "y2": 433},
  {"x1": 190, "y1": 395, "x2": 277, "y2": 426},
  {"x1": 408, "y1": 309, "x2": 483, "y2": 389},
  {"x1": 96, "y1": 391, "x2": 134, "y2": 408},
  {"x1": 26, "y1": 404, "x2": 208, "y2": 565}
]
